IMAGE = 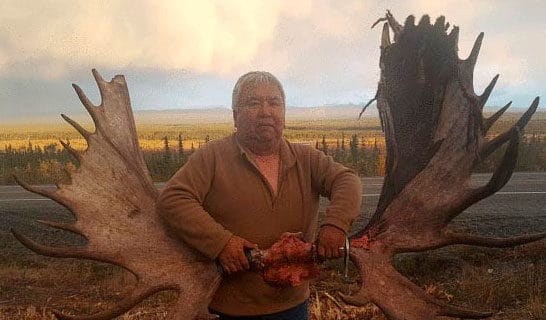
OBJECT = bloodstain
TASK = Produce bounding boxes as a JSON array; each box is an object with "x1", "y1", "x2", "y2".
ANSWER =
[
  {"x1": 262, "y1": 263, "x2": 320, "y2": 287},
  {"x1": 258, "y1": 233, "x2": 320, "y2": 287},
  {"x1": 351, "y1": 234, "x2": 370, "y2": 249}
]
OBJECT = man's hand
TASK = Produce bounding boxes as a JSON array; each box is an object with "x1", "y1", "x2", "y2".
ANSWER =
[
  {"x1": 218, "y1": 235, "x2": 257, "y2": 274},
  {"x1": 317, "y1": 225, "x2": 346, "y2": 259}
]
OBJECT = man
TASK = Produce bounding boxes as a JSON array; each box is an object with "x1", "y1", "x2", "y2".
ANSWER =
[{"x1": 157, "y1": 71, "x2": 362, "y2": 319}]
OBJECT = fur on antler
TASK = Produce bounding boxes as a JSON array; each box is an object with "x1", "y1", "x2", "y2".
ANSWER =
[
  {"x1": 12, "y1": 70, "x2": 221, "y2": 320},
  {"x1": 343, "y1": 12, "x2": 544, "y2": 319}
]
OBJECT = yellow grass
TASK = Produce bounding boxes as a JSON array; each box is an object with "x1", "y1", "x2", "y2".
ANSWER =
[
  {"x1": 4, "y1": 112, "x2": 545, "y2": 154},
  {"x1": 1, "y1": 119, "x2": 387, "y2": 152},
  {"x1": 1, "y1": 243, "x2": 544, "y2": 319}
]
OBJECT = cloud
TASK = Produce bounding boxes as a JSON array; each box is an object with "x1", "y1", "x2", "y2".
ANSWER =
[
  {"x1": 0, "y1": 0, "x2": 314, "y2": 79},
  {"x1": 0, "y1": 0, "x2": 543, "y2": 120},
  {"x1": 1, "y1": 1, "x2": 543, "y2": 82}
]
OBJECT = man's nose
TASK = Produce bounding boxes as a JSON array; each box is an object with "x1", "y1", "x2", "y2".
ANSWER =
[{"x1": 257, "y1": 102, "x2": 274, "y2": 115}]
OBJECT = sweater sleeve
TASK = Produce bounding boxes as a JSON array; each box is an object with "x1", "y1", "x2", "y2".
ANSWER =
[
  {"x1": 309, "y1": 148, "x2": 362, "y2": 233},
  {"x1": 156, "y1": 147, "x2": 233, "y2": 260}
]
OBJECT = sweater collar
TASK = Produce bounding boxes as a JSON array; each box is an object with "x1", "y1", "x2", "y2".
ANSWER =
[{"x1": 232, "y1": 134, "x2": 297, "y2": 172}]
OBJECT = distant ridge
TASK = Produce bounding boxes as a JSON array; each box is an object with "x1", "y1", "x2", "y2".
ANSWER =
[
  {"x1": 134, "y1": 104, "x2": 379, "y2": 125},
  {"x1": 2, "y1": 104, "x2": 539, "y2": 126}
]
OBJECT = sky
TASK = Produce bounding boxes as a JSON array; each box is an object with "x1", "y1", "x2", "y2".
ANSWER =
[{"x1": 0, "y1": 0, "x2": 544, "y2": 123}]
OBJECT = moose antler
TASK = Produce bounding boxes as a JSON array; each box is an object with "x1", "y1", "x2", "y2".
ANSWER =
[
  {"x1": 11, "y1": 70, "x2": 221, "y2": 320},
  {"x1": 343, "y1": 12, "x2": 545, "y2": 319}
]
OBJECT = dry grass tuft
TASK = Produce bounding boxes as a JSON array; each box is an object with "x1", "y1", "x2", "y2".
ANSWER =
[{"x1": 1, "y1": 242, "x2": 544, "y2": 319}]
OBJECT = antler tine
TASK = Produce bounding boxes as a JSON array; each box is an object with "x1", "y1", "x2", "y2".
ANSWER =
[
  {"x1": 12, "y1": 228, "x2": 92, "y2": 260},
  {"x1": 464, "y1": 129, "x2": 519, "y2": 210},
  {"x1": 385, "y1": 10, "x2": 402, "y2": 37},
  {"x1": 59, "y1": 139, "x2": 81, "y2": 163},
  {"x1": 480, "y1": 97, "x2": 539, "y2": 158},
  {"x1": 465, "y1": 32, "x2": 484, "y2": 70},
  {"x1": 434, "y1": 16, "x2": 446, "y2": 30},
  {"x1": 479, "y1": 74, "x2": 499, "y2": 109},
  {"x1": 418, "y1": 14, "x2": 431, "y2": 27},
  {"x1": 52, "y1": 285, "x2": 173, "y2": 320},
  {"x1": 90, "y1": 68, "x2": 127, "y2": 104},
  {"x1": 479, "y1": 127, "x2": 516, "y2": 160},
  {"x1": 372, "y1": 10, "x2": 403, "y2": 42},
  {"x1": 72, "y1": 84, "x2": 100, "y2": 127},
  {"x1": 447, "y1": 26, "x2": 459, "y2": 48},
  {"x1": 359, "y1": 90, "x2": 378, "y2": 119},
  {"x1": 10, "y1": 229, "x2": 135, "y2": 276},
  {"x1": 404, "y1": 15, "x2": 416, "y2": 28},
  {"x1": 61, "y1": 114, "x2": 92, "y2": 140},
  {"x1": 371, "y1": 16, "x2": 387, "y2": 29},
  {"x1": 91, "y1": 69, "x2": 108, "y2": 105},
  {"x1": 484, "y1": 101, "x2": 511, "y2": 133},
  {"x1": 445, "y1": 230, "x2": 546, "y2": 248},
  {"x1": 515, "y1": 96, "x2": 540, "y2": 129},
  {"x1": 381, "y1": 22, "x2": 391, "y2": 49},
  {"x1": 438, "y1": 304, "x2": 492, "y2": 319},
  {"x1": 13, "y1": 174, "x2": 68, "y2": 207},
  {"x1": 37, "y1": 220, "x2": 82, "y2": 236}
]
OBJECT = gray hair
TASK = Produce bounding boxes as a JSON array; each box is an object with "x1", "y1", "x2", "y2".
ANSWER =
[{"x1": 231, "y1": 71, "x2": 285, "y2": 109}]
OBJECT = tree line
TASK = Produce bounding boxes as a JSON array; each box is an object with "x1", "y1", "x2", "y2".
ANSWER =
[{"x1": 1, "y1": 133, "x2": 545, "y2": 185}]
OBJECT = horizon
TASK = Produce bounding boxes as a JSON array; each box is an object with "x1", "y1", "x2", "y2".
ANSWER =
[{"x1": 2, "y1": 103, "x2": 543, "y2": 128}]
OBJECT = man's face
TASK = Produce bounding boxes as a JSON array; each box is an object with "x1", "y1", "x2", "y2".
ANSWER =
[{"x1": 233, "y1": 81, "x2": 285, "y2": 146}]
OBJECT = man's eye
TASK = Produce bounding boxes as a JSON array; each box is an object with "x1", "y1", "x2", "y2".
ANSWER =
[{"x1": 269, "y1": 100, "x2": 282, "y2": 107}]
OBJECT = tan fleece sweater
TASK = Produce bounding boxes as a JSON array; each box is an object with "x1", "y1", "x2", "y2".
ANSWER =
[{"x1": 156, "y1": 134, "x2": 362, "y2": 316}]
